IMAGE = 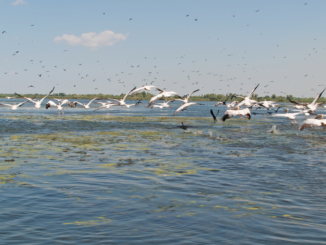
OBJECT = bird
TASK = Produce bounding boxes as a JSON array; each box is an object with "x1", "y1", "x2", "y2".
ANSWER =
[
  {"x1": 180, "y1": 122, "x2": 189, "y2": 131},
  {"x1": 215, "y1": 96, "x2": 230, "y2": 106},
  {"x1": 6, "y1": 97, "x2": 15, "y2": 99},
  {"x1": 129, "y1": 85, "x2": 157, "y2": 96},
  {"x1": 150, "y1": 100, "x2": 174, "y2": 109},
  {"x1": 93, "y1": 102, "x2": 119, "y2": 112},
  {"x1": 72, "y1": 98, "x2": 98, "y2": 109},
  {"x1": 174, "y1": 89, "x2": 199, "y2": 104},
  {"x1": 210, "y1": 109, "x2": 219, "y2": 121},
  {"x1": 232, "y1": 84, "x2": 259, "y2": 107},
  {"x1": 173, "y1": 102, "x2": 204, "y2": 116},
  {"x1": 299, "y1": 115, "x2": 326, "y2": 131},
  {"x1": 148, "y1": 89, "x2": 179, "y2": 107},
  {"x1": 15, "y1": 87, "x2": 55, "y2": 110},
  {"x1": 221, "y1": 107, "x2": 251, "y2": 121},
  {"x1": 255, "y1": 99, "x2": 277, "y2": 109},
  {"x1": 0, "y1": 100, "x2": 29, "y2": 110},
  {"x1": 288, "y1": 88, "x2": 325, "y2": 113},
  {"x1": 107, "y1": 87, "x2": 136, "y2": 107},
  {"x1": 45, "y1": 99, "x2": 72, "y2": 114},
  {"x1": 272, "y1": 109, "x2": 302, "y2": 124}
]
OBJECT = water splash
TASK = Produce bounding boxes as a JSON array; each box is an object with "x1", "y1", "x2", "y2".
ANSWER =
[{"x1": 268, "y1": 125, "x2": 279, "y2": 134}]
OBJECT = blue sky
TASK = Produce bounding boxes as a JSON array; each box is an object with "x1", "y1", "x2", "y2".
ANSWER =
[{"x1": 1, "y1": 0, "x2": 325, "y2": 97}]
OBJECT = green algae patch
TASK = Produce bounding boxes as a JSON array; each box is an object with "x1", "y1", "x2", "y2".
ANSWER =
[{"x1": 63, "y1": 217, "x2": 112, "y2": 226}]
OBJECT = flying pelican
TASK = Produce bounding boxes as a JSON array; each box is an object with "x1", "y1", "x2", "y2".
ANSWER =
[
  {"x1": 299, "y1": 115, "x2": 326, "y2": 131},
  {"x1": 72, "y1": 98, "x2": 97, "y2": 109},
  {"x1": 129, "y1": 85, "x2": 156, "y2": 96},
  {"x1": 232, "y1": 84, "x2": 259, "y2": 107},
  {"x1": 93, "y1": 102, "x2": 118, "y2": 112},
  {"x1": 256, "y1": 100, "x2": 277, "y2": 109},
  {"x1": 221, "y1": 106, "x2": 251, "y2": 121},
  {"x1": 148, "y1": 88, "x2": 179, "y2": 107},
  {"x1": 272, "y1": 109, "x2": 302, "y2": 123},
  {"x1": 45, "y1": 99, "x2": 71, "y2": 114},
  {"x1": 15, "y1": 87, "x2": 55, "y2": 110},
  {"x1": 288, "y1": 88, "x2": 325, "y2": 113},
  {"x1": 215, "y1": 96, "x2": 230, "y2": 107},
  {"x1": 107, "y1": 87, "x2": 136, "y2": 107},
  {"x1": 226, "y1": 100, "x2": 239, "y2": 108},
  {"x1": 150, "y1": 100, "x2": 174, "y2": 109},
  {"x1": 173, "y1": 102, "x2": 204, "y2": 116},
  {"x1": 0, "y1": 100, "x2": 29, "y2": 110},
  {"x1": 174, "y1": 89, "x2": 199, "y2": 104}
]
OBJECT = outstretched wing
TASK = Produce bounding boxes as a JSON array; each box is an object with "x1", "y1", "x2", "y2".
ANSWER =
[
  {"x1": 15, "y1": 93, "x2": 35, "y2": 104},
  {"x1": 86, "y1": 98, "x2": 97, "y2": 106},
  {"x1": 46, "y1": 100, "x2": 57, "y2": 109},
  {"x1": 311, "y1": 88, "x2": 325, "y2": 105},
  {"x1": 129, "y1": 87, "x2": 145, "y2": 96},
  {"x1": 148, "y1": 93, "x2": 163, "y2": 107},
  {"x1": 40, "y1": 87, "x2": 55, "y2": 102},
  {"x1": 123, "y1": 87, "x2": 136, "y2": 101},
  {"x1": 248, "y1": 84, "x2": 259, "y2": 98},
  {"x1": 186, "y1": 89, "x2": 199, "y2": 100}
]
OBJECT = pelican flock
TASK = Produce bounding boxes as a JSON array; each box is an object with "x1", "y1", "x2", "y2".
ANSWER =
[{"x1": 1, "y1": 85, "x2": 325, "y2": 132}]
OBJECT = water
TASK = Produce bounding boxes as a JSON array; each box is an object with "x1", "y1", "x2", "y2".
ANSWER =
[{"x1": 0, "y1": 100, "x2": 325, "y2": 244}]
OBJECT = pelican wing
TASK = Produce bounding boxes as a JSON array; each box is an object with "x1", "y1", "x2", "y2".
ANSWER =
[
  {"x1": 86, "y1": 98, "x2": 97, "y2": 106},
  {"x1": 248, "y1": 84, "x2": 259, "y2": 98},
  {"x1": 17, "y1": 100, "x2": 29, "y2": 107},
  {"x1": 15, "y1": 93, "x2": 35, "y2": 104},
  {"x1": 123, "y1": 87, "x2": 136, "y2": 101},
  {"x1": 148, "y1": 94, "x2": 163, "y2": 107},
  {"x1": 129, "y1": 87, "x2": 145, "y2": 96},
  {"x1": 173, "y1": 103, "x2": 188, "y2": 116},
  {"x1": 186, "y1": 89, "x2": 199, "y2": 100},
  {"x1": 40, "y1": 87, "x2": 55, "y2": 102},
  {"x1": 0, "y1": 103, "x2": 13, "y2": 107},
  {"x1": 311, "y1": 88, "x2": 325, "y2": 105}
]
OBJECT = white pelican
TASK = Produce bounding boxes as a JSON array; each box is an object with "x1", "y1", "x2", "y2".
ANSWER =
[
  {"x1": 148, "y1": 89, "x2": 179, "y2": 107},
  {"x1": 0, "y1": 100, "x2": 29, "y2": 110},
  {"x1": 15, "y1": 87, "x2": 55, "y2": 110},
  {"x1": 215, "y1": 96, "x2": 230, "y2": 107},
  {"x1": 150, "y1": 100, "x2": 174, "y2": 109},
  {"x1": 299, "y1": 115, "x2": 326, "y2": 131},
  {"x1": 72, "y1": 98, "x2": 97, "y2": 109},
  {"x1": 288, "y1": 88, "x2": 325, "y2": 113},
  {"x1": 107, "y1": 87, "x2": 136, "y2": 106},
  {"x1": 232, "y1": 84, "x2": 259, "y2": 107},
  {"x1": 94, "y1": 102, "x2": 118, "y2": 112},
  {"x1": 173, "y1": 102, "x2": 203, "y2": 116},
  {"x1": 5, "y1": 97, "x2": 15, "y2": 99},
  {"x1": 257, "y1": 100, "x2": 277, "y2": 109},
  {"x1": 226, "y1": 101, "x2": 239, "y2": 108},
  {"x1": 45, "y1": 99, "x2": 71, "y2": 114},
  {"x1": 129, "y1": 85, "x2": 156, "y2": 96},
  {"x1": 272, "y1": 109, "x2": 302, "y2": 123},
  {"x1": 221, "y1": 107, "x2": 251, "y2": 121},
  {"x1": 174, "y1": 89, "x2": 199, "y2": 104}
]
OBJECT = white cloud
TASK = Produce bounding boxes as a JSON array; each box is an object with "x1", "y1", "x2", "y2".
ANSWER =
[
  {"x1": 54, "y1": 30, "x2": 128, "y2": 49},
  {"x1": 11, "y1": 0, "x2": 27, "y2": 6}
]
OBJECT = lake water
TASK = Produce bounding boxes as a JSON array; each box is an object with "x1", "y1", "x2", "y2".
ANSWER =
[{"x1": 0, "y1": 99, "x2": 325, "y2": 244}]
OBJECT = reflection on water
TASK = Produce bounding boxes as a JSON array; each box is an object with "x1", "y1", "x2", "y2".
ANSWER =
[{"x1": 0, "y1": 101, "x2": 325, "y2": 244}]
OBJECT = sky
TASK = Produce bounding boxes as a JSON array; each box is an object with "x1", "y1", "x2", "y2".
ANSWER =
[{"x1": 1, "y1": 0, "x2": 326, "y2": 97}]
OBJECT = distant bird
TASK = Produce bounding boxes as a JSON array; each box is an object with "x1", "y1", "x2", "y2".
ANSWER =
[
  {"x1": 2, "y1": 31, "x2": 6, "y2": 34},
  {"x1": 272, "y1": 109, "x2": 302, "y2": 124},
  {"x1": 129, "y1": 18, "x2": 133, "y2": 21},
  {"x1": 195, "y1": 19, "x2": 198, "y2": 21},
  {"x1": 28, "y1": 85, "x2": 34, "y2": 88},
  {"x1": 179, "y1": 122, "x2": 189, "y2": 131}
]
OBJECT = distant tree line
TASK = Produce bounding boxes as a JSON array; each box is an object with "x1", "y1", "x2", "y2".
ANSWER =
[{"x1": 0, "y1": 91, "x2": 323, "y2": 103}]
